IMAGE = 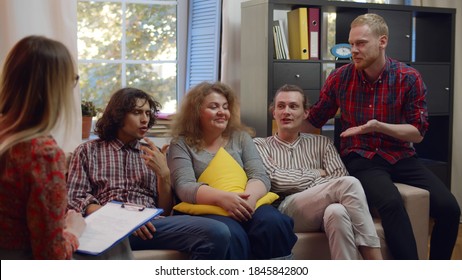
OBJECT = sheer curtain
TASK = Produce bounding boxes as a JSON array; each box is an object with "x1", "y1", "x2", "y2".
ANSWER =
[
  {"x1": 221, "y1": 0, "x2": 246, "y2": 98},
  {"x1": 0, "y1": 0, "x2": 81, "y2": 153}
]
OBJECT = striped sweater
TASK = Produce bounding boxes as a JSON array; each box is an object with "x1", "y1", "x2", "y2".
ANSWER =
[{"x1": 253, "y1": 133, "x2": 348, "y2": 198}]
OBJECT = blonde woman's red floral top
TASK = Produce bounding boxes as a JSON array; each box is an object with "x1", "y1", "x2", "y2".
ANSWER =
[{"x1": 0, "y1": 136, "x2": 79, "y2": 259}]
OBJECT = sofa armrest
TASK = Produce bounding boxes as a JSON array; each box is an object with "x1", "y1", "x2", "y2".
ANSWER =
[{"x1": 395, "y1": 183, "x2": 430, "y2": 260}]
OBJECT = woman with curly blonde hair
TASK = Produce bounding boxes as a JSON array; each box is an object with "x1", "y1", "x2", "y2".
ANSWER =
[{"x1": 168, "y1": 81, "x2": 297, "y2": 259}]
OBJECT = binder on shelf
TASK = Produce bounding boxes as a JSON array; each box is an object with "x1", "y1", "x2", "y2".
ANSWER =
[
  {"x1": 76, "y1": 201, "x2": 163, "y2": 255},
  {"x1": 287, "y1": 7, "x2": 309, "y2": 60},
  {"x1": 308, "y1": 7, "x2": 320, "y2": 60}
]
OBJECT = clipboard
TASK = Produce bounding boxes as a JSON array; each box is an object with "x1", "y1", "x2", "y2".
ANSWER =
[{"x1": 76, "y1": 201, "x2": 163, "y2": 255}]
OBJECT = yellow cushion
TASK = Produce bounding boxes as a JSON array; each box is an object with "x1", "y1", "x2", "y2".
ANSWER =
[{"x1": 173, "y1": 147, "x2": 278, "y2": 216}]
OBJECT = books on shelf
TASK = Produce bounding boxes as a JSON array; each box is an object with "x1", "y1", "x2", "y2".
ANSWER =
[
  {"x1": 273, "y1": 20, "x2": 290, "y2": 60},
  {"x1": 147, "y1": 112, "x2": 174, "y2": 137},
  {"x1": 274, "y1": 7, "x2": 320, "y2": 61},
  {"x1": 272, "y1": 22, "x2": 282, "y2": 59},
  {"x1": 157, "y1": 112, "x2": 174, "y2": 120}
]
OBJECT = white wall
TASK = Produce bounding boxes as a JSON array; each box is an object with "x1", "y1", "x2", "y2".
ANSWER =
[
  {"x1": 0, "y1": 0, "x2": 81, "y2": 153},
  {"x1": 221, "y1": 0, "x2": 247, "y2": 96}
]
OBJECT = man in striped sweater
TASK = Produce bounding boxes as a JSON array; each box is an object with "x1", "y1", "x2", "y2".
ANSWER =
[{"x1": 253, "y1": 84, "x2": 382, "y2": 260}]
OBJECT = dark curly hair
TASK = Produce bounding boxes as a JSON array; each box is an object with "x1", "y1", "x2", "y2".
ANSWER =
[{"x1": 94, "y1": 87, "x2": 161, "y2": 141}]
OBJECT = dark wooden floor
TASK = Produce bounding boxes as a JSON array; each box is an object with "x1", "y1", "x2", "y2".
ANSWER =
[
  {"x1": 451, "y1": 223, "x2": 462, "y2": 260},
  {"x1": 426, "y1": 221, "x2": 462, "y2": 260}
]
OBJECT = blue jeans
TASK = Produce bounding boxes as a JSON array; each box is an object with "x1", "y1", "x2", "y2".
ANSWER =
[
  {"x1": 129, "y1": 215, "x2": 231, "y2": 259},
  {"x1": 202, "y1": 205, "x2": 297, "y2": 259}
]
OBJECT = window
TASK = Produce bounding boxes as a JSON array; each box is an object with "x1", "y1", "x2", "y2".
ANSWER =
[{"x1": 77, "y1": 0, "x2": 186, "y2": 113}]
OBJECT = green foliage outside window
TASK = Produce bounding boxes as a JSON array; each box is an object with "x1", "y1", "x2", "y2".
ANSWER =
[{"x1": 77, "y1": 0, "x2": 177, "y2": 113}]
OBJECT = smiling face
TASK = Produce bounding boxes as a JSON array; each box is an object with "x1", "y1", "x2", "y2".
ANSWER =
[
  {"x1": 117, "y1": 98, "x2": 152, "y2": 143},
  {"x1": 273, "y1": 90, "x2": 308, "y2": 135},
  {"x1": 199, "y1": 92, "x2": 230, "y2": 135}
]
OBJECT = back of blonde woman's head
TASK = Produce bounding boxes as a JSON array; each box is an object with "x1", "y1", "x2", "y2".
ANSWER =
[
  {"x1": 0, "y1": 35, "x2": 76, "y2": 157},
  {"x1": 171, "y1": 81, "x2": 253, "y2": 149}
]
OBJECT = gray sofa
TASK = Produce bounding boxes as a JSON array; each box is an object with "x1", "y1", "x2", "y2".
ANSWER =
[{"x1": 133, "y1": 183, "x2": 430, "y2": 260}]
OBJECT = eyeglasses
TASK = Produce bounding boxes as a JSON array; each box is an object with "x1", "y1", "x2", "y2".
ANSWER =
[{"x1": 74, "y1": 74, "x2": 80, "y2": 88}]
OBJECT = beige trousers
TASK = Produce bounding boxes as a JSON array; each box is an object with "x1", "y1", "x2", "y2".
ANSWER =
[{"x1": 278, "y1": 176, "x2": 380, "y2": 260}]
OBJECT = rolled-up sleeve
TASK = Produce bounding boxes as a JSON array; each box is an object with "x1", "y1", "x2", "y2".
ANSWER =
[
  {"x1": 67, "y1": 144, "x2": 100, "y2": 213},
  {"x1": 307, "y1": 69, "x2": 341, "y2": 129},
  {"x1": 404, "y1": 71, "x2": 429, "y2": 137}
]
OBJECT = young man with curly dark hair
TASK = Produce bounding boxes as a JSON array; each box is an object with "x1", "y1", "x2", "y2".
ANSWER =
[{"x1": 67, "y1": 87, "x2": 231, "y2": 259}]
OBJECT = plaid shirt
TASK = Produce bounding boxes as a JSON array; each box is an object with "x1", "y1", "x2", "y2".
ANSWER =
[
  {"x1": 307, "y1": 57, "x2": 429, "y2": 164},
  {"x1": 67, "y1": 139, "x2": 157, "y2": 214}
]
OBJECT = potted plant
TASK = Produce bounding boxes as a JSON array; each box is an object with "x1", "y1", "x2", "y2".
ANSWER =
[{"x1": 81, "y1": 100, "x2": 98, "y2": 139}]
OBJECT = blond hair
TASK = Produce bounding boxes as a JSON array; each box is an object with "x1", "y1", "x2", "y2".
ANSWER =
[
  {"x1": 0, "y1": 36, "x2": 76, "y2": 158},
  {"x1": 171, "y1": 81, "x2": 254, "y2": 150},
  {"x1": 351, "y1": 13, "x2": 388, "y2": 38}
]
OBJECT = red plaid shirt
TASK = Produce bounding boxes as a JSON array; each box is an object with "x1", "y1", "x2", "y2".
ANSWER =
[
  {"x1": 67, "y1": 139, "x2": 157, "y2": 214},
  {"x1": 308, "y1": 57, "x2": 429, "y2": 164}
]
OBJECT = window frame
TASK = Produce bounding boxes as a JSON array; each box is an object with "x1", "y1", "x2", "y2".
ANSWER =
[{"x1": 77, "y1": 0, "x2": 187, "y2": 112}]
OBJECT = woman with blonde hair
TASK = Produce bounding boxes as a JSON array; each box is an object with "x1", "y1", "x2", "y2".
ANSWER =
[
  {"x1": 168, "y1": 81, "x2": 297, "y2": 259},
  {"x1": 0, "y1": 35, "x2": 86, "y2": 259}
]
